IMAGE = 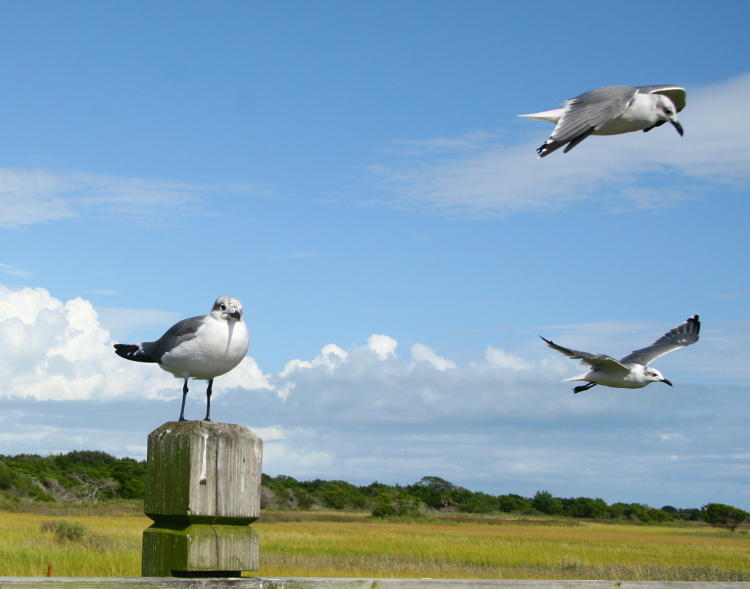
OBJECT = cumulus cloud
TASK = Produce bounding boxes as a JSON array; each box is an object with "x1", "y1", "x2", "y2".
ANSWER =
[
  {"x1": 0, "y1": 284, "x2": 269, "y2": 401},
  {"x1": 369, "y1": 73, "x2": 750, "y2": 217},
  {"x1": 410, "y1": 343, "x2": 456, "y2": 371},
  {"x1": 367, "y1": 333, "x2": 398, "y2": 359}
]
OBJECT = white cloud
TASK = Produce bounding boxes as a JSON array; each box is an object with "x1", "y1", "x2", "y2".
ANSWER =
[
  {"x1": 369, "y1": 73, "x2": 750, "y2": 217},
  {"x1": 382, "y1": 131, "x2": 499, "y2": 156},
  {"x1": 257, "y1": 425, "x2": 336, "y2": 476},
  {"x1": 0, "y1": 263, "x2": 32, "y2": 278},
  {"x1": 220, "y1": 356, "x2": 273, "y2": 392},
  {"x1": 410, "y1": 343, "x2": 456, "y2": 371},
  {"x1": 484, "y1": 346, "x2": 530, "y2": 371},
  {"x1": 367, "y1": 333, "x2": 397, "y2": 359},
  {"x1": 0, "y1": 169, "x2": 76, "y2": 226},
  {"x1": 0, "y1": 168, "x2": 268, "y2": 228},
  {"x1": 657, "y1": 432, "x2": 689, "y2": 443}
]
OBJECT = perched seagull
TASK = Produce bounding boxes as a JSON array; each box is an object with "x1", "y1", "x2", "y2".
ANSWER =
[
  {"x1": 541, "y1": 315, "x2": 700, "y2": 393},
  {"x1": 114, "y1": 296, "x2": 249, "y2": 421},
  {"x1": 519, "y1": 85, "x2": 686, "y2": 157}
]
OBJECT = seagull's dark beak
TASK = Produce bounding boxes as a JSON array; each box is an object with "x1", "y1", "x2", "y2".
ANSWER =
[
  {"x1": 661, "y1": 378, "x2": 673, "y2": 387},
  {"x1": 229, "y1": 310, "x2": 242, "y2": 320},
  {"x1": 671, "y1": 120, "x2": 684, "y2": 137}
]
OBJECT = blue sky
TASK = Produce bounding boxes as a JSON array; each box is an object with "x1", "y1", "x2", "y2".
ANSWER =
[{"x1": 1, "y1": 1, "x2": 748, "y2": 510}]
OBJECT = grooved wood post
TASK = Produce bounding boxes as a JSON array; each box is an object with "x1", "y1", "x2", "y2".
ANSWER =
[{"x1": 141, "y1": 421, "x2": 262, "y2": 577}]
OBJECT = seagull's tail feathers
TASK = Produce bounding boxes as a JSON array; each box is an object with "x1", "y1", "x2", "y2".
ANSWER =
[
  {"x1": 562, "y1": 373, "x2": 589, "y2": 383},
  {"x1": 517, "y1": 108, "x2": 564, "y2": 123},
  {"x1": 114, "y1": 343, "x2": 157, "y2": 363}
]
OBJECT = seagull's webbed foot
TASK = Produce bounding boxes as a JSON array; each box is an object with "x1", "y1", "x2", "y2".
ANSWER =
[
  {"x1": 203, "y1": 379, "x2": 214, "y2": 422},
  {"x1": 178, "y1": 379, "x2": 189, "y2": 421},
  {"x1": 573, "y1": 382, "x2": 597, "y2": 394}
]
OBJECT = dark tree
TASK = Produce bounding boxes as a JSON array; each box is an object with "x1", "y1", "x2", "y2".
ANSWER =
[
  {"x1": 532, "y1": 490, "x2": 563, "y2": 515},
  {"x1": 701, "y1": 503, "x2": 749, "y2": 532}
]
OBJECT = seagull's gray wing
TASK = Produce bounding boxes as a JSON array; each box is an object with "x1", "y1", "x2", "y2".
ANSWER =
[
  {"x1": 539, "y1": 86, "x2": 638, "y2": 156},
  {"x1": 619, "y1": 315, "x2": 700, "y2": 366},
  {"x1": 540, "y1": 336, "x2": 630, "y2": 374},
  {"x1": 144, "y1": 315, "x2": 205, "y2": 362},
  {"x1": 637, "y1": 85, "x2": 686, "y2": 112}
]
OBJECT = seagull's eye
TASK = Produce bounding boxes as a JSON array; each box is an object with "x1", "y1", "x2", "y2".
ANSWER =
[{"x1": 220, "y1": 303, "x2": 226, "y2": 311}]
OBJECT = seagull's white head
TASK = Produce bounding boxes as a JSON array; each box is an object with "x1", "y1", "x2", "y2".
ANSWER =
[
  {"x1": 655, "y1": 95, "x2": 683, "y2": 136},
  {"x1": 211, "y1": 296, "x2": 244, "y2": 322},
  {"x1": 645, "y1": 367, "x2": 673, "y2": 387}
]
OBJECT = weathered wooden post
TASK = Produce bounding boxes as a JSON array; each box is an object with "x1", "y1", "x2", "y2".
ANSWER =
[{"x1": 142, "y1": 421, "x2": 262, "y2": 577}]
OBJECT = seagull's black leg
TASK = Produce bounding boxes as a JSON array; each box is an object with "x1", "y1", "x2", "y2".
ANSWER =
[
  {"x1": 203, "y1": 379, "x2": 214, "y2": 422},
  {"x1": 573, "y1": 382, "x2": 597, "y2": 394},
  {"x1": 178, "y1": 379, "x2": 189, "y2": 421}
]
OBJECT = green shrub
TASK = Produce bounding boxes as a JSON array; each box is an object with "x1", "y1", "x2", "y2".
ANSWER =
[
  {"x1": 371, "y1": 491, "x2": 420, "y2": 518},
  {"x1": 41, "y1": 520, "x2": 86, "y2": 542}
]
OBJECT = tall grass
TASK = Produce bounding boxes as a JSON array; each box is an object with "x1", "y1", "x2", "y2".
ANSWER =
[{"x1": 0, "y1": 509, "x2": 748, "y2": 580}]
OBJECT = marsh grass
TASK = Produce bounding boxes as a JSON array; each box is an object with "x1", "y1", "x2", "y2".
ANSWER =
[
  {"x1": 0, "y1": 508, "x2": 748, "y2": 580},
  {"x1": 0, "y1": 511, "x2": 144, "y2": 577},
  {"x1": 253, "y1": 517, "x2": 750, "y2": 580}
]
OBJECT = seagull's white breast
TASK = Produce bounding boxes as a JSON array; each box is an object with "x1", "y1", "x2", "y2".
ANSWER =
[
  {"x1": 594, "y1": 94, "x2": 660, "y2": 136},
  {"x1": 159, "y1": 317, "x2": 250, "y2": 380},
  {"x1": 586, "y1": 364, "x2": 650, "y2": 388}
]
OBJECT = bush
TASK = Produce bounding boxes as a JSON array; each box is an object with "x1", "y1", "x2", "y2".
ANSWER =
[
  {"x1": 315, "y1": 480, "x2": 368, "y2": 510},
  {"x1": 42, "y1": 520, "x2": 86, "y2": 542},
  {"x1": 460, "y1": 492, "x2": 498, "y2": 514},
  {"x1": 371, "y1": 491, "x2": 420, "y2": 518}
]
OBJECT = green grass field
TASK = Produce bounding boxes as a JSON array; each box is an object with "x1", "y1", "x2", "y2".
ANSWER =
[{"x1": 0, "y1": 506, "x2": 748, "y2": 580}]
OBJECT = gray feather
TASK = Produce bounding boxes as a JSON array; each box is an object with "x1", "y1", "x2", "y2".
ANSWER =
[
  {"x1": 550, "y1": 86, "x2": 637, "y2": 144},
  {"x1": 145, "y1": 315, "x2": 204, "y2": 362},
  {"x1": 540, "y1": 336, "x2": 630, "y2": 373},
  {"x1": 619, "y1": 315, "x2": 700, "y2": 366}
]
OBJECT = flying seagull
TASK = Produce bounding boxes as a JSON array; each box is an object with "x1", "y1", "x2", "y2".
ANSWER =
[
  {"x1": 519, "y1": 85, "x2": 686, "y2": 157},
  {"x1": 114, "y1": 296, "x2": 249, "y2": 421},
  {"x1": 541, "y1": 315, "x2": 700, "y2": 393}
]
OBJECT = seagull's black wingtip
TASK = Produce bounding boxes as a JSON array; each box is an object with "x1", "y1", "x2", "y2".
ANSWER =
[{"x1": 688, "y1": 314, "x2": 700, "y2": 334}]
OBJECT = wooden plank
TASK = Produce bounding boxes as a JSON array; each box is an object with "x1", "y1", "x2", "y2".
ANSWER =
[{"x1": 1, "y1": 579, "x2": 749, "y2": 589}]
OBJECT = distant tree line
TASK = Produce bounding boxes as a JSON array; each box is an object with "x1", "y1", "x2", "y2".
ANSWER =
[
  {"x1": 0, "y1": 451, "x2": 144, "y2": 503},
  {"x1": 261, "y1": 474, "x2": 709, "y2": 524},
  {"x1": 1, "y1": 452, "x2": 747, "y2": 530}
]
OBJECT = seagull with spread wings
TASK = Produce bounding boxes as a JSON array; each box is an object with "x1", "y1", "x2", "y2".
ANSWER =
[
  {"x1": 519, "y1": 85, "x2": 686, "y2": 157},
  {"x1": 541, "y1": 315, "x2": 700, "y2": 393}
]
